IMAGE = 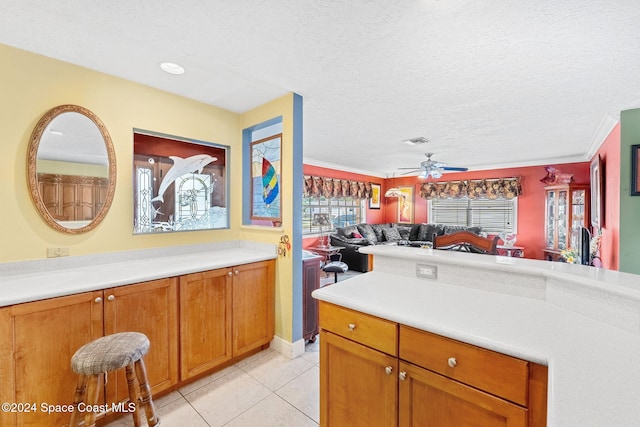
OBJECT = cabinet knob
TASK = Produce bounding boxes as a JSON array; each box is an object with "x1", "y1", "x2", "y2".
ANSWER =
[
  {"x1": 94, "y1": 297, "x2": 102, "y2": 303},
  {"x1": 107, "y1": 294, "x2": 115, "y2": 301},
  {"x1": 228, "y1": 271, "x2": 233, "y2": 276},
  {"x1": 234, "y1": 270, "x2": 240, "y2": 275},
  {"x1": 348, "y1": 323, "x2": 356, "y2": 331},
  {"x1": 447, "y1": 357, "x2": 457, "y2": 368},
  {"x1": 385, "y1": 366, "x2": 393, "y2": 375},
  {"x1": 399, "y1": 371, "x2": 407, "y2": 381}
]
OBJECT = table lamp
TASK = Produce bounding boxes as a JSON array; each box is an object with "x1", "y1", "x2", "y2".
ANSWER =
[{"x1": 312, "y1": 213, "x2": 332, "y2": 248}]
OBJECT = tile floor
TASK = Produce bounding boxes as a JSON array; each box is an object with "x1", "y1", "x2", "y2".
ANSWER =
[{"x1": 104, "y1": 339, "x2": 320, "y2": 427}]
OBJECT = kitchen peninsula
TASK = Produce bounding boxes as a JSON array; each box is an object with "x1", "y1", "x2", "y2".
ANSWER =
[{"x1": 313, "y1": 245, "x2": 640, "y2": 427}]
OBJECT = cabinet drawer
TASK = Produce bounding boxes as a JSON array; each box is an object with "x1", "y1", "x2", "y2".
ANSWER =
[
  {"x1": 319, "y1": 302, "x2": 397, "y2": 356},
  {"x1": 399, "y1": 325, "x2": 529, "y2": 406}
]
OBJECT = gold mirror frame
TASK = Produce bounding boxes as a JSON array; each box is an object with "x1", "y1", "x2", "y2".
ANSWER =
[{"x1": 27, "y1": 105, "x2": 117, "y2": 234}]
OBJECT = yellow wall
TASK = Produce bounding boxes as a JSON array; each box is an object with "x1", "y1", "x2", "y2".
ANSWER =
[
  {"x1": 240, "y1": 94, "x2": 296, "y2": 341},
  {"x1": 0, "y1": 43, "x2": 244, "y2": 261},
  {"x1": 0, "y1": 44, "x2": 295, "y2": 343}
]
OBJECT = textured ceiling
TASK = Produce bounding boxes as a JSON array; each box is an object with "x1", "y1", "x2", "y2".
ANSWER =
[{"x1": 2, "y1": 0, "x2": 638, "y2": 177}]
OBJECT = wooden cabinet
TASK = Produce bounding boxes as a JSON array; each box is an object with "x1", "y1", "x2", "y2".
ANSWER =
[
  {"x1": 38, "y1": 173, "x2": 108, "y2": 221},
  {"x1": 0, "y1": 259, "x2": 275, "y2": 426},
  {"x1": 0, "y1": 279, "x2": 178, "y2": 427},
  {"x1": 0, "y1": 291, "x2": 104, "y2": 427},
  {"x1": 232, "y1": 260, "x2": 276, "y2": 356},
  {"x1": 320, "y1": 331, "x2": 398, "y2": 427},
  {"x1": 179, "y1": 260, "x2": 275, "y2": 381},
  {"x1": 180, "y1": 269, "x2": 233, "y2": 380},
  {"x1": 543, "y1": 184, "x2": 589, "y2": 261},
  {"x1": 104, "y1": 278, "x2": 179, "y2": 404},
  {"x1": 398, "y1": 361, "x2": 526, "y2": 427},
  {"x1": 302, "y1": 254, "x2": 322, "y2": 341},
  {"x1": 319, "y1": 302, "x2": 548, "y2": 427}
]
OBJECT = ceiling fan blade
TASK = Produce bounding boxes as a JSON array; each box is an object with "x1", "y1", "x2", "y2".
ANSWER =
[
  {"x1": 442, "y1": 166, "x2": 468, "y2": 171},
  {"x1": 399, "y1": 169, "x2": 421, "y2": 175},
  {"x1": 398, "y1": 167, "x2": 422, "y2": 169}
]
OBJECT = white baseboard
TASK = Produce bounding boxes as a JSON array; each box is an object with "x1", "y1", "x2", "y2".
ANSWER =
[{"x1": 270, "y1": 335, "x2": 306, "y2": 359}]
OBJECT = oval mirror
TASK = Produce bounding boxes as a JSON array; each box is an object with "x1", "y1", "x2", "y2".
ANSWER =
[{"x1": 27, "y1": 105, "x2": 116, "y2": 234}]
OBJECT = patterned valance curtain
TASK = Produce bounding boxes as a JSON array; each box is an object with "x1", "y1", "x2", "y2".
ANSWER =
[
  {"x1": 420, "y1": 177, "x2": 522, "y2": 200},
  {"x1": 303, "y1": 175, "x2": 372, "y2": 199}
]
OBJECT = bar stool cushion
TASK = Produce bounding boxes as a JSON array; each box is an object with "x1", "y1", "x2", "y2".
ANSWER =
[
  {"x1": 71, "y1": 332, "x2": 150, "y2": 375},
  {"x1": 323, "y1": 261, "x2": 348, "y2": 274}
]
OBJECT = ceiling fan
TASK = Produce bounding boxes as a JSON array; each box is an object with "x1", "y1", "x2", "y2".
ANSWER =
[{"x1": 398, "y1": 153, "x2": 468, "y2": 179}]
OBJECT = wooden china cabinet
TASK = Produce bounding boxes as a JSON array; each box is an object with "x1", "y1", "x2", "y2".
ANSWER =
[{"x1": 543, "y1": 183, "x2": 590, "y2": 261}]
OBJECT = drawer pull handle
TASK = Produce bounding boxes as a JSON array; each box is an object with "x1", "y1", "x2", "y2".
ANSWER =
[
  {"x1": 399, "y1": 371, "x2": 407, "y2": 381},
  {"x1": 228, "y1": 271, "x2": 233, "y2": 276},
  {"x1": 348, "y1": 323, "x2": 356, "y2": 331},
  {"x1": 107, "y1": 294, "x2": 115, "y2": 301},
  {"x1": 385, "y1": 366, "x2": 393, "y2": 375},
  {"x1": 94, "y1": 297, "x2": 102, "y2": 303},
  {"x1": 447, "y1": 357, "x2": 457, "y2": 368}
]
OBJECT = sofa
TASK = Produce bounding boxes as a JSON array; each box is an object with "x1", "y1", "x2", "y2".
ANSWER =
[{"x1": 330, "y1": 223, "x2": 482, "y2": 272}]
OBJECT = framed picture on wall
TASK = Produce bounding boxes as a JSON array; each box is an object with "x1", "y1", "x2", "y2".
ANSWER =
[
  {"x1": 369, "y1": 183, "x2": 381, "y2": 209},
  {"x1": 397, "y1": 186, "x2": 414, "y2": 223},
  {"x1": 250, "y1": 134, "x2": 282, "y2": 223},
  {"x1": 631, "y1": 145, "x2": 640, "y2": 196},
  {"x1": 590, "y1": 154, "x2": 604, "y2": 228}
]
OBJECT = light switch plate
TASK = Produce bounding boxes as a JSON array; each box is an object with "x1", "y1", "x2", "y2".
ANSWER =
[{"x1": 416, "y1": 264, "x2": 437, "y2": 279}]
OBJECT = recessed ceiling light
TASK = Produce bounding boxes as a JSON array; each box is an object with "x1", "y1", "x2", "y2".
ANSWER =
[{"x1": 159, "y1": 62, "x2": 185, "y2": 75}]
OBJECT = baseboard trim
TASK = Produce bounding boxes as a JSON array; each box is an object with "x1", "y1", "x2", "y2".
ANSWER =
[{"x1": 270, "y1": 335, "x2": 306, "y2": 359}]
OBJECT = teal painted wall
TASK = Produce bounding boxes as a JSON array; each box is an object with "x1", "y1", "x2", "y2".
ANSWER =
[{"x1": 619, "y1": 109, "x2": 640, "y2": 274}]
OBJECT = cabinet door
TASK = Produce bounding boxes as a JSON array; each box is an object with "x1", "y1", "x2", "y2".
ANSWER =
[
  {"x1": 77, "y1": 182, "x2": 95, "y2": 220},
  {"x1": 179, "y1": 269, "x2": 233, "y2": 380},
  {"x1": 320, "y1": 331, "x2": 398, "y2": 427},
  {"x1": 61, "y1": 182, "x2": 78, "y2": 221},
  {"x1": 544, "y1": 190, "x2": 556, "y2": 249},
  {"x1": 398, "y1": 361, "x2": 526, "y2": 427},
  {"x1": 232, "y1": 260, "x2": 275, "y2": 357},
  {"x1": 0, "y1": 291, "x2": 104, "y2": 427},
  {"x1": 103, "y1": 278, "x2": 178, "y2": 404},
  {"x1": 302, "y1": 256, "x2": 321, "y2": 341}
]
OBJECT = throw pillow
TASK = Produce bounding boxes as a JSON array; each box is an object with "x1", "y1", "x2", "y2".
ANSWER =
[
  {"x1": 340, "y1": 225, "x2": 360, "y2": 238},
  {"x1": 383, "y1": 227, "x2": 402, "y2": 241},
  {"x1": 351, "y1": 232, "x2": 364, "y2": 238},
  {"x1": 357, "y1": 224, "x2": 378, "y2": 244},
  {"x1": 396, "y1": 226, "x2": 411, "y2": 240},
  {"x1": 409, "y1": 224, "x2": 421, "y2": 240},
  {"x1": 418, "y1": 223, "x2": 444, "y2": 242},
  {"x1": 372, "y1": 223, "x2": 391, "y2": 242}
]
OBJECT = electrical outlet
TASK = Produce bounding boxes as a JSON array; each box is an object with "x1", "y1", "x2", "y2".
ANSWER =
[
  {"x1": 416, "y1": 264, "x2": 437, "y2": 279},
  {"x1": 47, "y1": 247, "x2": 70, "y2": 258}
]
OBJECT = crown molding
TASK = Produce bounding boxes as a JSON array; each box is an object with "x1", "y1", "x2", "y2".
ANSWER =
[
  {"x1": 584, "y1": 112, "x2": 620, "y2": 160},
  {"x1": 303, "y1": 157, "x2": 387, "y2": 178}
]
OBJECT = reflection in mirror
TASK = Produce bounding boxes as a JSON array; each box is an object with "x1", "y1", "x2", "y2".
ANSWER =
[
  {"x1": 27, "y1": 105, "x2": 116, "y2": 234},
  {"x1": 133, "y1": 130, "x2": 229, "y2": 234}
]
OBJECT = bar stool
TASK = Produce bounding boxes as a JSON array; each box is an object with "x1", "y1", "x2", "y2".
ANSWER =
[
  {"x1": 69, "y1": 332, "x2": 160, "y2": 427},
  {"x1": 322, "y1": 253, "x2": 349, "y2": 283}
]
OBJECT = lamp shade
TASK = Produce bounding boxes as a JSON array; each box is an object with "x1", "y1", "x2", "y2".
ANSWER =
[
  {"x1": 384, "y1": 187, "x2": 404, "y2": 198},
  {"x1": 312, "y1": 213, "x2": 332, "y2": 226}
]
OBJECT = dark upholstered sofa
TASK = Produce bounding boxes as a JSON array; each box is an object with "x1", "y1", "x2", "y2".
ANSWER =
[{"x1": 329, "y1": 223, "x2": 482, "y2": 272}]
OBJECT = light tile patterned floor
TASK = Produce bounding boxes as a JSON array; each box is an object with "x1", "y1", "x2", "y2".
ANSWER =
[{"x1": 104, "y1": 339, "x2": 320, "y2": 427}]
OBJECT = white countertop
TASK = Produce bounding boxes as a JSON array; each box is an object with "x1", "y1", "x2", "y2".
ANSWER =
[
  {"x1": 0, "y1": 241, "x2": 276, "y2": 307},
  {"x1": 313, "y1": 245, "x2": 640, "y2": 427}
]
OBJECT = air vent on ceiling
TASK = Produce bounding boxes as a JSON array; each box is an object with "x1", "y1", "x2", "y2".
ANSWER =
[{"x1": 403, "y1": 137, "x2": 429, "y2": 145}]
